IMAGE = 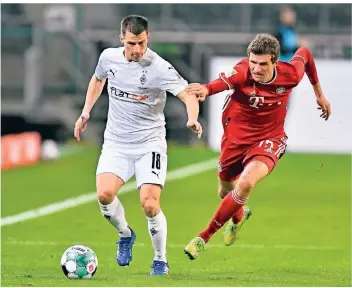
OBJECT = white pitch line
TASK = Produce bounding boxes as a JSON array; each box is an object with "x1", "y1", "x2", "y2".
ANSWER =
[
  {"x1": 1, "y1": 158, "x2": 218, "y2": 227},
  {"x1": 3, "y1": 240, "x2": 341, "y2": 251}
]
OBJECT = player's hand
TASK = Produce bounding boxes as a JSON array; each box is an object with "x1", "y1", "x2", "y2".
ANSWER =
[
  {"x1": 299, "y1": 38, "x2": 309, "y2": 48},
  {"x1": 316, "y1": 97, "x2": 331, "y2": 121},
  {"x1": 186, "y1": 83, "x2": 209, "y2": 102},
  {"x1": 74, "y1": 112, "x2": 90, "y2": 141},
  {"x1": 187, "y1": 119, "x2": 203, "y2": 139}
]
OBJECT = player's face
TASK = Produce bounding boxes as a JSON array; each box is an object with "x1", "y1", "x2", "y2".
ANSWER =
[
  {"x1": 249, "y1": 53, "x2": 276, "y2": 83},
  {"x1": 120, "y1": 31, "x2": 149, "y2": 62}
]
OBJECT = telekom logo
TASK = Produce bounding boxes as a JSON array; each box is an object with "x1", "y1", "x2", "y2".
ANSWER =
[{"x1": 249, "y1": 96, "x2": 264, "y2": 108}]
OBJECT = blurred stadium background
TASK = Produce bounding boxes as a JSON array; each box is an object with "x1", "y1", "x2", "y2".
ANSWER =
[{"x1": 1, "y1": 3, "x2": 351, "y2": 287}]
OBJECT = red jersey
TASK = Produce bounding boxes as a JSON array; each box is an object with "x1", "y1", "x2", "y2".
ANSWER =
[{"x1": 205, "y1": 47, "x2": 319, "y2": 144}]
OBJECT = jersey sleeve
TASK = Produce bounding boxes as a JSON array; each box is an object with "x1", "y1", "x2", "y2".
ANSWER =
[
  {"x1": 94, "y1": 49, "x2": 109, "y2": 80},
  {"x1": 290, "y1": 47, "x2": 319, "y2": 85},
  {"x1": 158, "y1": 62, "x2": 188, "y2": 96},
  {"x1": 205, "y1": 59, "x2": 248, "y2": 96}
]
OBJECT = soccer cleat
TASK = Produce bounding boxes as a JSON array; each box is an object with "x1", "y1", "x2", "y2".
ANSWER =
[
  {"x1": 150, "y1": 260, "x2": 169, "y2": 275},
  {"x1": 116, "y1": 227, "x2": 136, "y2": 266},
  {"x1": 184, "y1": 236, "x2": 205, "y2": 260},
  {"x1": 223, "y1": 206, "x2": 252, "y2": 246}
]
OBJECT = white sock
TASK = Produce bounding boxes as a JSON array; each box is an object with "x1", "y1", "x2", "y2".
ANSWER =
[
  {"x1": 147, "y1": 210, "x2": 167, "y2": 262},
  {"x1": 99, "y1": 197, "x2": 131, "y2": 238}
]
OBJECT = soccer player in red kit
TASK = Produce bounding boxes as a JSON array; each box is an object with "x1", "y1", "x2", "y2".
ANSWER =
[{"x1": 184, "y1": 33, "x2": 331, "y2": 260}]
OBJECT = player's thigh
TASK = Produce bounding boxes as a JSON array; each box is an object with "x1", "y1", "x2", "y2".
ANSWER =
[
  {"x1": 96, "y1": 173, "x2": 125, "y2": 201},
  {"x1": 135, "y1": 151, "x2": 167, "y2": 190},
  {"x1": 218, "y1": 177, "x2": 237, "y2": 199},
  {"x1": 218, "y1": 137, "x2": 248, "y2": 193},
  {"x1": 236, "y1": 137, "x2": 288, "y2": 196},
  {"x1": 243, "y1": 137, "x2": 288, "y2": 175},
  {"x1": 96, "y1": 149, "x2": 135, "y2": 198}
]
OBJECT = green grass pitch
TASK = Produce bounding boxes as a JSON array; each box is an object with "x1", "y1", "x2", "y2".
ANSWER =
[{"x1": 1, "y1": 145, "x2": 351, "y2": 286}]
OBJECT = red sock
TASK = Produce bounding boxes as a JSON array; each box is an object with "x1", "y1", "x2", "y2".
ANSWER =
[
  {"x1": 198, "y1": 189, "x2": 247, "y2": 243},
  {"x1": 231, "y1": 207, "x2": 244, "y2": 224}
]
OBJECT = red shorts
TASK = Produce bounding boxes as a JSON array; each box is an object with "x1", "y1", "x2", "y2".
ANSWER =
[{"x1": 218, "y1": 135, "x2": 288, "y2": 182}]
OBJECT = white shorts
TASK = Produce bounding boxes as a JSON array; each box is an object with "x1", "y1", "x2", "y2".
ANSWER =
[{"x1": 96, "y1": 141, "x2": 167, "y2": 189}]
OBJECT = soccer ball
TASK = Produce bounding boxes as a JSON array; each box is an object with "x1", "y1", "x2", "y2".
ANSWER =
[
  {"x1": 41, "y1": 139, "x2": 60, "y2": 160},
  {"x1": 60, "y1": 245, "x2": 98, "y2": 279}
]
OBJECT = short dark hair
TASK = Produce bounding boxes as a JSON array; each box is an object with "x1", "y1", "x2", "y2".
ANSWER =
[
  {"x1": 247, "y1": 33, "x2": 281, "y2": 63},
  {"x1": 120, "y1": 15, "x2": 148, "y2": 36}
]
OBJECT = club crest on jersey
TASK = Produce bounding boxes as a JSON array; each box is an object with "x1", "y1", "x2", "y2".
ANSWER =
[
  {"x1": 227, "y1": 68, "x2": 238, "y2": 77},
  {"x1": 140, "y1": 71, "x2": 147, "y2": 85},
  {"x1": 276, "y1": 87, "x2": 285, "y2": 94}
]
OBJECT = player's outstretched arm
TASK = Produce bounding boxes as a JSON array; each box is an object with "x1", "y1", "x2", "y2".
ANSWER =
[
  {"x1": 186, "y1": 60, "x2": 247, "y2": 102},
  {"x1": 185, "y1": 79, "x2": 227, "y2": 102},
  {"x1": 290, "y1": 47, "x2": 331, "y2": 121},
  {"x1": 177, "y1": 90, "x2": 203, "y2": 139},
  {"x1": 74, "y1": 75, "x2": 106, "y2": 141}
]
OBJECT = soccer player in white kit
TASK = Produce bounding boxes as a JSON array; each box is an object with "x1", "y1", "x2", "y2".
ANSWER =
[{"x1": 74, "y1": 15, "x2": 202, "y2": 275}]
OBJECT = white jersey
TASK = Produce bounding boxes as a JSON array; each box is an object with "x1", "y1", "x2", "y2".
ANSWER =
[{"x1": 95, "y1": 47, "x2": 188, "y2": 146}]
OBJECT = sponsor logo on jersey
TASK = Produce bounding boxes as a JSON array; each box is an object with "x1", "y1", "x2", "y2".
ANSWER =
[
  {"x1": 109, "y1": 69, "x2": 117, "y2": 77},
  {"x1": 110, "y1": 87, "x2": 148, "y2": 102}
]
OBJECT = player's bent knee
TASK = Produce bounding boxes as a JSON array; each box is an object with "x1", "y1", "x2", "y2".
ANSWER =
[
  {"x1": 218, "y1": 178, "x2": 236, "y2": 199},
  {"x1": 97, "y1": 187, "x2": 116, "y2": 204},
  {"x1": 235, "y1": 179, "x2": 255, "y2": 197},
  {"x1": 139, "y1": 184, "x2": 161, "y2": 217},
  {"x1": 96, "y1": 181, "x2": 118, "y2": 204},
  {"x1": 218, "y1": 188, "x2": 231, "y2": 199},
  {"x1": 142, "y1": 199, "x2": 160, "y2": 216},
  {"x1": 96, "y1": 173, "x2": 124, "y2": 204}
]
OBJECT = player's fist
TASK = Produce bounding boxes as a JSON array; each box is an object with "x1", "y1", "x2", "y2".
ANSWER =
[
  {"x1": 316, "y1": 97, "x2": 331, "y2": 121},
  {"x1": 187, "y1": 119, "x2": 203, "y2": 139},
  {"x1": 186, "y1": 83, "x2": 209, "y2": 102},
  {"x1": 74, "y1": 112, "x2": 90, "y2": 141}
]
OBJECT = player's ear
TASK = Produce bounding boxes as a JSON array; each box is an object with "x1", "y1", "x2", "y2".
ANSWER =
[
  {"x1": 146, "y1": 32, "x2": 150, "y2": 42},
  {"x1": 119, "y1": 34, "x2": 124, "y2": 45}
]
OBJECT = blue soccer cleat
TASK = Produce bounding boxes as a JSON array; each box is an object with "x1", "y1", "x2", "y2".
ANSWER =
[
  {"x1": 150, "y1": 260, "x2": 169, "y2": 275},
  {"x1": 116, "y1": 227, "x2": 136, "y2": 266}
]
